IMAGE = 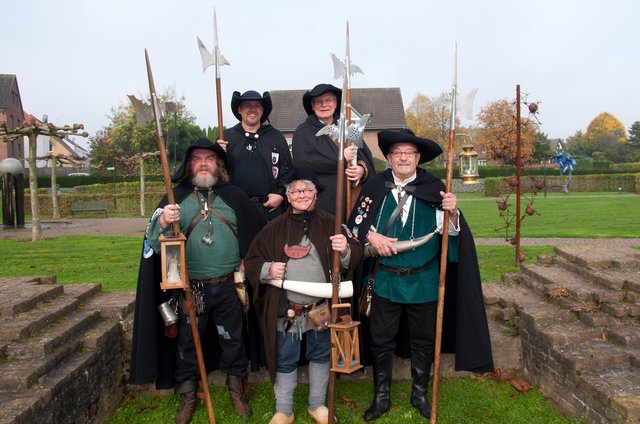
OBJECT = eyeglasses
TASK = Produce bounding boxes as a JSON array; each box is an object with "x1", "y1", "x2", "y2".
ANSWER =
[
  {"x1": 288, "y1": 188, "x2": 315, "y2": 197},
  {"x1": 389, "y1": 150, "x2": 418, "y2": 158}
]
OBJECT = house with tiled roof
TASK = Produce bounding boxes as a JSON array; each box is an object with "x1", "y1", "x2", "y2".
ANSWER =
[
  {"x1": 267, "y1": 87, "x2": 407, "y2": 160},
  {"x1": 0, "y1": 74, "x2": 25, "y2": 162}
]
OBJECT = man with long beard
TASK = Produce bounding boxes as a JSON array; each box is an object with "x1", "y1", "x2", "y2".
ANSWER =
[{"x1": 130, "y1": 138, "x2": 264, "y2": 423}]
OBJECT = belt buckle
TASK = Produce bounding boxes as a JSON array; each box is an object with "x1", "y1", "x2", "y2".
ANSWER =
[{"x1": 397, "y1": 268, "x2": 411, "y2": 276}]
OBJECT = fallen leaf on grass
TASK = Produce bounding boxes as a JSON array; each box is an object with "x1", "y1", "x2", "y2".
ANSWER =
[
  {"x1": 510, "y1": 377, "x2": 532, "y2": 393},
  {"x1": 340, "y1": 396, "x2": 358, "y2": 409}
]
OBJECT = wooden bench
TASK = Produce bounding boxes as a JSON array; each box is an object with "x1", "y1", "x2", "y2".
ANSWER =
[{"x1": 70, "y1": 201, "x2": 109, "y2": 218}]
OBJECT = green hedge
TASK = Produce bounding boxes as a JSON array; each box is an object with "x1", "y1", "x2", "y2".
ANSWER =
[{"x1": 484, "y1": 173, "x2": 639, "y2": 196}]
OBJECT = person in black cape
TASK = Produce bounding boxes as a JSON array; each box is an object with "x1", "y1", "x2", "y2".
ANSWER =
[
  {"x1": 347, "y1": 129, "x2": 493, "y2": 421},
  {"x1": 291, "y1": 83, "x2": 376, "y2": 217},
  {"x1": 218, "y1": 90, "x2": 293, "y2": 222},
  {"x1": 129, "y1": 138, "x2": 265, "y2": 423}
]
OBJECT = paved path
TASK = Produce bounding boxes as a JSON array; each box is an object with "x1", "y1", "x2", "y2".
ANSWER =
[{"x1": 2, "y1": 218, "x2": 639, "y2": 248}]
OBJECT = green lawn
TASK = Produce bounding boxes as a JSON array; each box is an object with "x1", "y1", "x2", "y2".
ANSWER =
[
  {"x1": 109, "y1": 378, "x2": 581, "y2": 424},
  {"x1": 459, "y1": 194, "x2": 639, "y2": 238}
]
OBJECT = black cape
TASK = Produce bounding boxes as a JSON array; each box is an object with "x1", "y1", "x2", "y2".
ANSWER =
[
  {"x1": 347, "y1": 168, "x2": 494, "y2": 373},
  {"x1": 225, "y1": 123, "x2": 293, "y2": 201},
  {"x1": 129, "y1": 181, "x2": 265, "y2": 388},
  {"x1": 292, "y1": 114, "x2": 376, "y2": 216}
]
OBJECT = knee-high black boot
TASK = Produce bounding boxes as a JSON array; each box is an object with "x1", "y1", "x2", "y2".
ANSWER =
[
  {"x1": 410, "y1": 351, "x2": 432, "y2": 419},
  {"x1": 363, "y1": 352, "x2": 393, "y2": 421}
]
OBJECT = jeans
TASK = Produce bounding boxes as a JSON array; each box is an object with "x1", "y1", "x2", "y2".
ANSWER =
[{"x1": 276, "y1": 329, "x2": 330, "y2": 373}]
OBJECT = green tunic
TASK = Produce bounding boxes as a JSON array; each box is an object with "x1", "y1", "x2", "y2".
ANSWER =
[
  {"x1": 369, "y1": 193, "x2": 458, "y2": 303},
  {"x1": 148, "y1": 191, "x2": 240, "y2": 280}
]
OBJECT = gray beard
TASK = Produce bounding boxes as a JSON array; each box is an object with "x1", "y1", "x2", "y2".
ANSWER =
[{"x1": 191, "y1": 173, "x2": 217, "y2": 188}]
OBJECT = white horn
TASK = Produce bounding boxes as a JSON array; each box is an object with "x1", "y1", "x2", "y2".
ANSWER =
[{"x1": 266, "y1": 280, "x2": 353, "y2": 298}]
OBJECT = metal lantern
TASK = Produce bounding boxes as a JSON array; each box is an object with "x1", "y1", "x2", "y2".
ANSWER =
[
  {"x1": 459, "y1": 143, "x2": 479, "y2": 184},
  {"x1": 159, "y1": 234, "x2": 188, "y2": 290},
  {"x1": 328, "y1": 303, "x2": 363, "y2": 374}
]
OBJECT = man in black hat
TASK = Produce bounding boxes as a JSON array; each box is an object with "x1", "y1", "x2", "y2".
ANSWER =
[
  {"x1": 129, "y1": 138, "x2": 265, "y2": 423},
  {"x1": 218, "y1": 90, "x2": 293, "y2": 221},
  {"x1": 347, "y1": 129, "x2": 493, "y2": 421},
  {"x1": 292, "y1": 83, "x2": 376, "y2": 216},
  {"x1": 244, "y1": 168, "x2": 363, "y2": 424}
]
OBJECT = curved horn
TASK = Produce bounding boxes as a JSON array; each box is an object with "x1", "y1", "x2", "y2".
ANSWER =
[
  {"x1": 364, "y1": 230, "x2": 438, "y2": 258},
  {"x1": 266, "y1": 280, "x2": 353, "y2": 298}
]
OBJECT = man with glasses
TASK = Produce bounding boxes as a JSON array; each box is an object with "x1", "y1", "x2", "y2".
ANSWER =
[
  {"x1": 347, "y1": 129, "x2": 493, "y2": 421},
  {"x1": 244, "y1": 168, "x2": 363, "y2": 424},
  {"x1": 130, "y1": 138, "x2": 265, "y2": 423},
  {"x1": 218, "y1": 90, "x2": 293, "y2": 222},
  {"x1": 292, "y1": 83, "x2": 375, "y2": 216}
]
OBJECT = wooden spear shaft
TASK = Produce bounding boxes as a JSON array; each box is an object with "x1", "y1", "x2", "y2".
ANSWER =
[
  {"x1": 431, "y1": 43, "x2": 458, "y2": 424},
  {"x1": 145, "y1": 49, "x2": 216, "y2": 424}
]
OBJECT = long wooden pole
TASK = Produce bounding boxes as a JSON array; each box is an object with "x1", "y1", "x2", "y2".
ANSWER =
[
  {"x1": 213, "y1": 9, "x2": 225, "y2": 141},
  {"x1": 327, "y1": 29, "x2": 350, "y2": 422},
  {"x1": 431, "y1": 43, "x2": 458, "y2": 424},
  {"x1": 145, "y1": 49, "x2": 216, "y2": 424}
]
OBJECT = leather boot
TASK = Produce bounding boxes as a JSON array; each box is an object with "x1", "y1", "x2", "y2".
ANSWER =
[
  {"x1": 175, "y1": 390, "x2": 197, "y2": 424},
  {"x1": 226, "y1": 374, "x2": 252, "y2": 417},
  {"x1": 410, "y1": 351, "x2": 432, "y2": 419},
  {"x1": 363, "y1": 352, "x2": 393, "y2": 421}
]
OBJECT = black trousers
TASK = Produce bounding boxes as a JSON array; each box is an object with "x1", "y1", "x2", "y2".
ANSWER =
[
  {"x1": 368, "y1": 293, "x2": 437, "y2": 357},
  {"x1": 175, "y1": 278, "x2": 248, "y2": 384}
]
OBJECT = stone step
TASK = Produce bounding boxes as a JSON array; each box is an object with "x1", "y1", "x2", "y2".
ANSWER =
[
  {"x1": 0, "y1": 320, "x2": 123, "y2": 424},
  {"x1": 575, "y1": 368, "x2": 640, "y2": 423},
  {"x1": 0, "y1": 277, "x2": 63, "y2": 319},
  {"x1": 554, "y1": 254, "x2": 640, "y2": 297},
  {"x1": 555, "y1": 245, "x2": 640, "y2": 270},
  {"x1": 0, "y1": 283, "x2": 101, "y2": 341}
]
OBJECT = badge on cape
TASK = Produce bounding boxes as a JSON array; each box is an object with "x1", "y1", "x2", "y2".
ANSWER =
[
  {"x1": 272, "y1": 166, "x2": 279, "y2": 179},
  {"x1": 143, "y1": 239, "x2": 154, "y2": 259},
  {"x1": 272, "y1": 151, "x2": 279, "y2": 164}
]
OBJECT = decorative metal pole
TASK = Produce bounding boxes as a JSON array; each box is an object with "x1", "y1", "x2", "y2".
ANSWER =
[{"x1": 515, "y1": 85, "x2": 522, "y2": 267}]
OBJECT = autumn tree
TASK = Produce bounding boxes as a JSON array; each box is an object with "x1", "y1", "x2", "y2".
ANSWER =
[
  {"x1": 405, "y1": 92, "x2": 469, "y2": 165},
  {"x1": 475, "y1": 99, "x2": 537, "y2": 165},
  {"x1": 89, "y1": 87, "x2": 204, "y2": 175},
  {"x1": 585, "y1": 112, "x2": 626, "y2": 143}
]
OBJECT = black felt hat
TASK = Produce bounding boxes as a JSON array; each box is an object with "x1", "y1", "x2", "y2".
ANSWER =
[
  {"x1": 302, "y1": 84, "x2": 342, "y2": 116},
  {"x1": 377, "y1": 129, "x2": 442, "y2": 164},
  {"x1": 288, "y1": 167, "x2": 325, "y2": 192},
  {"x1": 230, "y1": 90, "x2": 273, "y2": 123},
  {"x1": 171, "y1": 137, "x2": 227, "y2": 183}
]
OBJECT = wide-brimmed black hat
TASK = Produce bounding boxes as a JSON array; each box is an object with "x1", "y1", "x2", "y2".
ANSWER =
[
  {"x1": 287, "y1": 167, "x2": 325, "y2": 192},
  {"x1": 302, "y1": 84, "x2": 342, "y2": 116},
  {"x1": 378, "y1": 129, "x2": 442, "y2": 164},
  {"x1": 171, "y1": 137, "x2": 227, "y2": 183},
  {"x1": 230, "y1": 90, "x2": 273, "y2": 123}
]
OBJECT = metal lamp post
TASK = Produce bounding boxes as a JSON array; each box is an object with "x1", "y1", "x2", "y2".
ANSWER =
[{"x1": 111, "y1": 145, "x2": 123, "y2": 210}]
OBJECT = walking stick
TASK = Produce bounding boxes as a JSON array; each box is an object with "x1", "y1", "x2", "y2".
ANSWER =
[
  {"x1": 431, "y1": 43, "x2": 458, "y2": 424},
  {"x1": 145, "y1": 49, "x2": 216, "y2": 424}
]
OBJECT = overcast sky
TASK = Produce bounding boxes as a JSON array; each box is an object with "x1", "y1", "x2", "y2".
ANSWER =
[{"x1": 2, "y1": 0, "x2": 638, "y2": 149}]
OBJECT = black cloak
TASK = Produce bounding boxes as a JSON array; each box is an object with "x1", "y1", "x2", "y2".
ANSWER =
[
  {"x1": 292, "y1": 115, "x2": 376, "y2": 217},
  {"x1": 129, "y1": 180, "x2": 265, "y2": 388},
  {"x1": 225, "y1": 123, "x2": 293, "y2": 202},
  {"x1": 347, "y1": 168, "x2": 494, "y2": 373}
]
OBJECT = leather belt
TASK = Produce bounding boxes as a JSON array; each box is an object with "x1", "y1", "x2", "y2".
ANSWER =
[
  {"x1": 287, "y1": 299, "x2": 325, "y2": 316},
  {"x1": 249, "y1": 196, "x2": 268, "y2": 203},
  {"x1": 378, "y1": 257, "x2": 435, "y2": 276},
  {"x1": 190, "y1": 272, "x2": 233, "y2": 285}
]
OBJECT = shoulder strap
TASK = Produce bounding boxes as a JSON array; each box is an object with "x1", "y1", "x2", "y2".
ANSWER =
[{"x1": 208, "y1": 192, "x2": 238, "y2": 239}]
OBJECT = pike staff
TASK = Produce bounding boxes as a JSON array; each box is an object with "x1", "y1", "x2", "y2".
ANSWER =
[
  {"x1": 326, "y1": 29, "x2": 351, "y2": 424},
  {"x1": 145, "y1": 49, "x2": 216, "y2": 424},
  {"x1": 431, "y1": 43, "x2": 458, "y2": 424},
  {"x1": 197, "y1": 8, "x2": 230, "y2": 140}
]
